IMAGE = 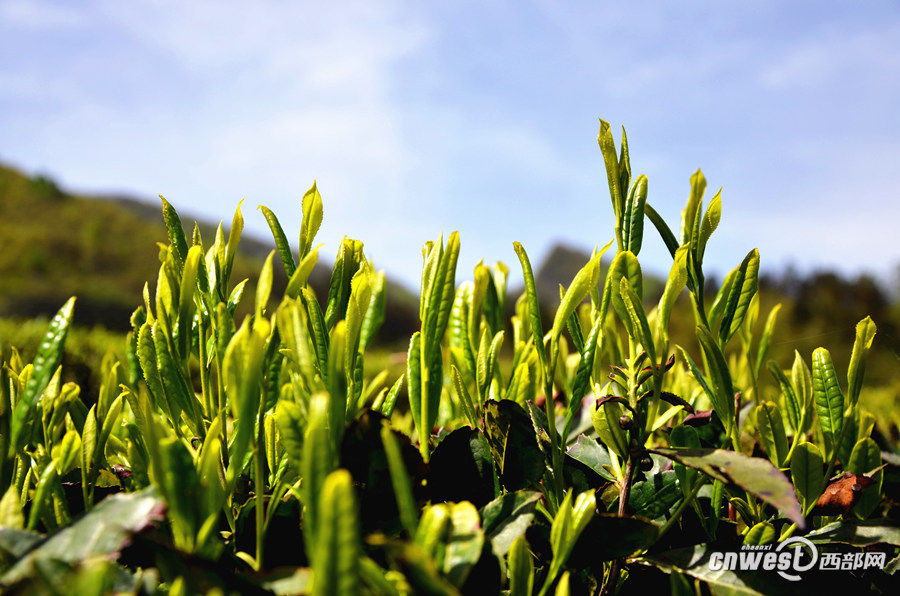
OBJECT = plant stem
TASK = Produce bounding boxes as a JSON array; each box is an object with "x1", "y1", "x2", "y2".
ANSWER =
[
  {"x1": 824, "y1": 406, "x2": 852, "y2": 480},
  {"x1": 656, "y1": 475, "x2": 706, "y2": 541},
  {"x1": 253, "y1": 383, "x2": 267, "y2": 571},
  {"x1": 602, "y1": 451, "x2": 636, "y2": 595}
]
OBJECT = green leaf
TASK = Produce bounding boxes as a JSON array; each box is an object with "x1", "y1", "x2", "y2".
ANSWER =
[
  {"x1": 566, "y1": 434, "x2": 615, "y2": 482},
  {"x1": 222, "y1": 200, "x2": 244, "y2": 291},
  {"x1": 805, "y1": 519, "x2": 900, "y2": 547},
  {"x1": 606, "y1": 251, "x2": 643, "y2": 338},
  {"x1": 652, "y1": 447, "x2": 804, "y2": 527},
  {"x1": 255, "y1": 250, "x2": 275, "y2": 318},
  {"x1": 847, "y1": 437, "x2": 882, "y2": 519},
  {"x1": 657, "y1": 246, "x2": 689, "y2": 348},
  {"x1": 547, "y1": 490, "x2": 596, "y2": 584},
  {"x1": 754, "y1": 402, "x2": 788, "y2": 468},
  {"x1": 551, "y1": 244, "x2": 609, "y2": 345},
  {"x1": 507, "y1": 535, "x2": 534, "y2": 596},
  {"x1": 513, "y1": 242, "x2": 549, "y2": 379},
  {"x1": 622, "y1": 175, "x2": 649, "y2": 255},
  {"x1": 766, "y1": 362, "x2": 801, "y2": 433},
  {"x1": 177, "y1": 245, "x2": 201, "y2": 362},
  {"x1": 442, "y1": 501, "x2": 484, "y2": 587},
  {"x1": 381, "y1": 425, "x2": 419, "y2": 538},
  {"x1": 481, "y1": 491, "x2": 541, "y2": 556},
  {"x1": 590, "y1": 399, "x2": 628, "y2": 461},
  {"x1": 2, "y1": 488, "x2": 163, "y2": 587},
  {"x1": 743, "y1": 522, "x2": 776, "y2": 546},
  {"x1": 285, "y1": 246, "x2": 321, "y2": 299},
  {"x1": 13, "y1": 297, "x2": 75, "y2": 449},
  {"x1": 628, "y1": 471, "x2": 682, "y2": 519},
  {"x1": 274, "y1": 401, "x2": 305, "y2": 473},
  {"x1": 754, "y1": 304, "x2": 782, "y2": 380},
  {"x1": 697, "y1": 189, "x2": 721, "y2": 263},
  {"x1": 301, "y1": 394, "x2": 336, "y2": 563},
  {"x1": 259, "y1": 204, "x2": 297, "y2": 277},
  {"x1": 717, "y1": 249, "x2": 760, "y2": 347},
  {"x1": 299, "y1": 181, "x2": 324, "y2": 260},
  {"x1": 379, "y1": 374, "x2": 404, "y2": 418},
  {"x1": 576, "y1": 514, "x2": 659, "y2": 562},
  {"x1": 847, "y1": 316, "x2": 876, "y2": 407},
  {"x1": 680, "y1": 169, "x2": 707, "y2": 248},
  {"x1": 618, "y1": 276, "x2": 656, "y2": 365},
  {"x1": 313, "y1": 469, "x2": 360, "y2": 596},
  {"x1": 450, "y1": 365, "x2": 479, "y2": 429},
  {"x1": 812, "y1": 347, "x2": 844, "y2": 461},
  {"x1": 598, "y1": 119, "x2": 625, "y2": 246},
  {"x1": 157, "y1": 437, "x2": 199, "y2": 551},
  {"x1": 644, "y1": 544, "x2": 795, "y2": 595},
  {"x1": 644, "y1": 203, "x2": 680, "y2": 258},
  {"x1": 670, "y1": 425, "x2": 700, "y2": 499},
  {"x1": 695, "y1": 326, "x2": 736, "y2": 435},
  {"x1": 483, "y1": 400, "x2": 545, "y2": 491},
  {"x1": 324, "y1": 237, "x2": 365, "y2": 328},
  {"x1": 0, "y1": 486, "x2": 24, "y2": 530},
  {"x1": 160, "y1": 196, "x2": 189, "y2": 274}
]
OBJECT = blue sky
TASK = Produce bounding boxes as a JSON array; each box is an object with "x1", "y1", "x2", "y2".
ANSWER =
[{"x1": 2, "y1": 0, "x2": 899, "y2": 290}]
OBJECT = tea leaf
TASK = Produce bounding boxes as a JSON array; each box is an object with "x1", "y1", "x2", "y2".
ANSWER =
[
  {"x1": 299, "y1": 181, "x2": 324, "y2": 260},
  {"x1": 622, "y1": 175, "x2": 649, "y2": 255},
  {"x1": 717, "y1": 249, "x2": 760, "y2": 347},
  {"x1": 313, "y1": 469, "x2": 360, "y2": 596},
  {"x1": 591, "y1": 399, "x2": 628, "y2": 461},
  {"x1": 847, "y1": 316, "x2": 876, "y2": 407},
  {"x1": 160, "y1": 196, "x2": 189, "y2": 274},
  {"x1": 790, "y1": 442, "x2": 825, "y2": 514},
  {"x1": 755, "y1": 401, "x2": 788, "y2": 468},
  {"x1": 847, "y1": 437, "x2": 882, "y2": 519},
  {"x1": 551, "y1": 245, "x2": 607, "y2": 345},
  {"x1": 697, "y1": 189, "x2": 721, "y2": 263},
  {"x1": 644, "y1": 203, "x2": 679, "y2": 258},
  {"x1": 566, "y1": 434, "x2": 615, "y2": 482},
  {"x1": 755, "y1": 304, "x2": 782, "y2": 380},
  {"x1": 481, "y1": 491, "x2": 541, "y2": 556},
  {"x1": 483, "y1": 400, "x2": 544, "y2": 491},
  {"x1": 695, "y1": 326, "x2": 736, "y2": 435},
  {"x1": 812, "y1": 347, "x2": 844, "y2": 461},
  {"x1": 628, "y1": 471, "x2": 681, "y2": 519},
  {"x1": 767, "y1": 362, "x2": 801, "y2": 433},
  {"x1": 652, "y1": 447, "x2": 804, "y2": 527},
  {"x1": 508, "y1": 535, "x2": 534, "y2": 596},
  {"x1": 381, "y1": 425, "x2": 419, "y2": 538},
  {"x1": 13, "y1": 297, "x2": 75, "y2": 449},
  {"x1": 259, "y1": 204, "x2": 297, "y2": 277}
]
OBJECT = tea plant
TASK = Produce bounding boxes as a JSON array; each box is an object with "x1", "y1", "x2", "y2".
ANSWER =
[{"x1": 0, "y1": 120, "x2": 896, "y2": 594}]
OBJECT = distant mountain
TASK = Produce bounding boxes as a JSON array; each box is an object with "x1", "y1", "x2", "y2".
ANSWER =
[{"x1": 0, "y1": 163, "x2": 423, "y2": 341}]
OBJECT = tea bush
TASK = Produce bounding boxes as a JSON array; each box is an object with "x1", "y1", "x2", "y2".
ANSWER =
[{"x1": 0, "y1": 121, "x2": 897, "y2": 594}]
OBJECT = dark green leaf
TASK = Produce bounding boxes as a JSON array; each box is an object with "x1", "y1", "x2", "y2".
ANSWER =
[
  {"x1": 789, "y1": 442, "x2": 825, "y2": 513},
  {"x1": 481, "y1": 491, "x2": 541, "y2": 556},
  {"x1": 483, "y1": 400, "x2": 545, "y2": 491},
  {"x1": 566, "y1": 434, "x2": 615, "y2": 482},
  {"x1": 628, "y1": 471, "x2": 682, "y2": 519},
  {"x1": 652, "y1": 447, "x2": 804, "y2": 527},
  {"x1": 2, "y1": 488, "x2": 164, "y2": 587},
  {"x1": 755, "y1": 401, "x2": 788, "y2": 468},
  {"x1": 429, "y1": 427, "x2": 495, "y2": 508}
]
